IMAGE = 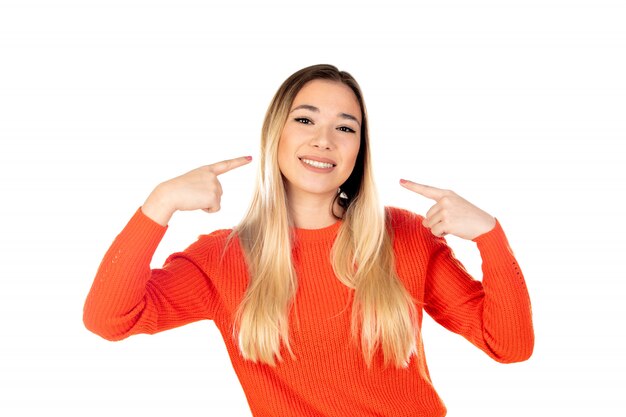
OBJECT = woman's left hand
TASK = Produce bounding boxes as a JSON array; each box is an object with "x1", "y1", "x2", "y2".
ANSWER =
[{"x1": 399, "y1": 179, "x2": 497, "y2": 240}]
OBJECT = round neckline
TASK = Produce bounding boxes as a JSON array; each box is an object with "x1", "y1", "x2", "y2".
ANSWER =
[{"x1": 291, "y1": 219, "x2": 343, "y2": 242}]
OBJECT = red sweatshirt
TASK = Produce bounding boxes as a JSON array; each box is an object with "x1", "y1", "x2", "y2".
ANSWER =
[{"x1": 83, "y1": 206, "x2": 534, "y2": 417}]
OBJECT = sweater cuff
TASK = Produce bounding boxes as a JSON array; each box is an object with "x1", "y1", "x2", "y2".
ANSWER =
[
  {"x1": 471, "y1": 218, "x2": 516, "y2": 259},
  {"x1": 136, "y1": 206, "x2": 169, "y2": 231},
  {"x1": 113, "y1": 207, "x2": 169, "y2": 258}
]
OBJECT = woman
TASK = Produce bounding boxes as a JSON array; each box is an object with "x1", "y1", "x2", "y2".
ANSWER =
[{"x1": 83, "y1": 64, "x2": 534, "y2": 416}]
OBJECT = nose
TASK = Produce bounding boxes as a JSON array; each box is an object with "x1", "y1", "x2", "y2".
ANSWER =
[{"x1": 310, "y1": 125, "x2": 334, "y2": 150}]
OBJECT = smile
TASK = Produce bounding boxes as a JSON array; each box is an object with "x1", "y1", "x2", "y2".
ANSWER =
[{"x1": 300, "y1": 158, "x2": 335, "y2": 169}]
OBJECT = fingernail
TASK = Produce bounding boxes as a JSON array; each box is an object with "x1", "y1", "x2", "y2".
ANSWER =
[
  {"x1": 399, "y1": 179, "x2": 407, "y2": 184},
  {"x1": 246, "y1": 156, "x2": 253, "y2": 161}
]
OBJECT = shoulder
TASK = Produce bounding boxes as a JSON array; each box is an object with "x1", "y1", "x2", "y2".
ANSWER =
[
  {"x1": 167, "y1": 228, "x2": 238, "y2": 269},
  {"x1": 384, "y1": 206, "x2": 439, "y2": 248},
  {"x1": 384, "y1": 206, "x2": 425, "y2": 232},
  {"x1": 197, "y1": 228, "x2": 234, "y2": 246}
]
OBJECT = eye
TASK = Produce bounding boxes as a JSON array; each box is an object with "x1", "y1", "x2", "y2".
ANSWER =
[
  {"x1": 294, "y1": 117, "x2": 312, "y2": 125},
  {"x1": 338, "y1": 126, "x2": 356, "y2": 134}
]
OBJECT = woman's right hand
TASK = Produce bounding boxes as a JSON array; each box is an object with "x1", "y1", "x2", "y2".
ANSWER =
[{"x1": 141, "y1": 156, "x2": 253, "y2": 226}]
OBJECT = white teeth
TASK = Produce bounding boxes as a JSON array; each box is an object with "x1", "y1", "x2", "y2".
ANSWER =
[{"x1": 301, "y1": 158, "x2": 334, "y2": 169}]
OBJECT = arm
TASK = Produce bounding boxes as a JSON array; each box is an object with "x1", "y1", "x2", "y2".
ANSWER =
[
  {"x1": 423, "y1": 218, "x2": 534, "y2": 363},
  {"x1": 84, "y1": 156, "x2": 252, "y2": 340},
  {"x1": 83, "y1": 207, "x2": 220, "y2": 341}
]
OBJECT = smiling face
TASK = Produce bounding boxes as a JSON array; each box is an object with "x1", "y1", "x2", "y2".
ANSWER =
[{"x1": 277, "y1": 79, "x2": 362, "y2": 205}]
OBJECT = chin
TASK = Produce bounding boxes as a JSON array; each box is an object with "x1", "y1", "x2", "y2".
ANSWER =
[{"x1": 286, "y1": 183, "x2": 339, "y2": 198}]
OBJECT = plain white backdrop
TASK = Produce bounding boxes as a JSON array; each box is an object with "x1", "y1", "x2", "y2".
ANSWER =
[{"x1": 1, "y1": 0, "x2": 624, "y2": 415}]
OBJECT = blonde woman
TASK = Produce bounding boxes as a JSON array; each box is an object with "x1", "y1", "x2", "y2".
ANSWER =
[{"x1": 83, "y1": 64, "x2": 534, "y2": 416}]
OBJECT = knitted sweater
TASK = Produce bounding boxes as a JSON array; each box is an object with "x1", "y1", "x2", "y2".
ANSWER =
[{"x1": 83, "y1": 206, "x2": 534, "y2": 417}]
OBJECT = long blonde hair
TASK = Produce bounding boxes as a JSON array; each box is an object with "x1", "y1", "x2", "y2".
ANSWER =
[{"x1": 226, "y1": 64, "x2": 419, "y2": 368}]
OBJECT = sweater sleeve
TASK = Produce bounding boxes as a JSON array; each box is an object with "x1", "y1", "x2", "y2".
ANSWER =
[
  {"x1": 83, "y1": 207, "x2": 221, "y2": 341},
  {"x1": 423, "y1": 218, "x2": 534, "y2": 363}
]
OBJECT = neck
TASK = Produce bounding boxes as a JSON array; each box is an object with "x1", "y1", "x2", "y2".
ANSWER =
[{"x1": 286, "y1": 189, "x2": 343, "y2": 229}]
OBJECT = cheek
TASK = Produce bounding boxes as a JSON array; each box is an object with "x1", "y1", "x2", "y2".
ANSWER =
[
  {"x1": 339, "y1": 143, "x2": 360, "y2": 177},
  {"x1": 277, "y1": 140, "x2": 287, "y2": 171},
  {"x1": 346, "y1": 142, "x2": 361, "y2": 165},
  {"x1": 277, "y1": 127, "x2": 294, "y2": 154},
  {"x1": 277, "y1": 133, "x2": 294, "y2": 173}
]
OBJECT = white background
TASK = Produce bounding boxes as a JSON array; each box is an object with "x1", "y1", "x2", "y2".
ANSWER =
[{"x1": 1, "y1": 0, "x2": 624, "y2": 415}]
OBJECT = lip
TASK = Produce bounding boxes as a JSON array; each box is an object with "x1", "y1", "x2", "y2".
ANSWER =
[
  {"x1": 299, "y1": 158, "x2": 335, "y2": 173},
  {"x1": 297, "y1": 155, "x2": 337, "y2": 166}
]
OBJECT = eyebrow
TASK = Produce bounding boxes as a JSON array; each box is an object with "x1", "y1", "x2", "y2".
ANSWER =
[{"x1": 290, "y1": 104, "x2": 361, "y2": 127}]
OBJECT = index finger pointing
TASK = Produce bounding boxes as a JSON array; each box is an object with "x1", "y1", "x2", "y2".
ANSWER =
[
  {"x1": 399, "y1": 179, "x2": 446, "y2": 201},
  {"x1": 209, "y1": 156, "x2": 253, "y2": 175}
]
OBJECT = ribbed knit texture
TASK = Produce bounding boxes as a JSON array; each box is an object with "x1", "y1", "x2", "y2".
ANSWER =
[{"x1": 83, "y1": 206, "x2": 534, "y2": 417}]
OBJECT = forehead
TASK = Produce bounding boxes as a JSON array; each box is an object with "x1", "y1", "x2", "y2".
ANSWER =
[{"x1": 292, "y1": 79, "x2": 361, "y2": 118}]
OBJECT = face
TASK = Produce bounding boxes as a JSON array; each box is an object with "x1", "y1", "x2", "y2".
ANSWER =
[{"x1": 277, "y1": 79, "x2": 362, "y2": 203}]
